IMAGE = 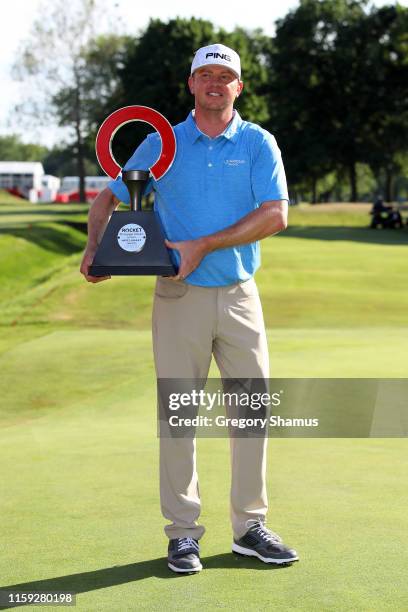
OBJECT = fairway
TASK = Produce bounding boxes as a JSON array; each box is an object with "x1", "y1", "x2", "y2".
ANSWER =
[{"x1": 0, "y1": 202, "x2": 407, "y2": 611}]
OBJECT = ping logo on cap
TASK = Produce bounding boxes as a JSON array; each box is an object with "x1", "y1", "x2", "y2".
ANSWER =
[{"x1": 205, "y1": 52, "x2": 231, "y2": 62}]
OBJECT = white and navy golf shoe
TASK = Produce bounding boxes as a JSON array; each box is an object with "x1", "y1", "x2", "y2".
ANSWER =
[{"x1": 232, "y1": 519, "x2": 299, "y2": 565}]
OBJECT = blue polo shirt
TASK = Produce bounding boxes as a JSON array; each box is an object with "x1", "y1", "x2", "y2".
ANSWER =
[{"x1": 108, "y1": 110, "x2": 288, "y2": 287}]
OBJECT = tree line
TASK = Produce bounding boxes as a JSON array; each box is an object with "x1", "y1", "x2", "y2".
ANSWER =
[{"x1": 8, "y1": 0, "x2": 408, "y2": 203}]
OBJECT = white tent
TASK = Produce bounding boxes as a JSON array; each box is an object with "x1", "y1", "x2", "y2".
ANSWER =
[{"x1": 0, "y1": 161, "x2": 45, "y2": 202}]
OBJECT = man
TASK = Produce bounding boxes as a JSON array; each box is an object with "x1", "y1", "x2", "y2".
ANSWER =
[{"x1": 80, "y1": 43, "x2": 298, "y2": 573}]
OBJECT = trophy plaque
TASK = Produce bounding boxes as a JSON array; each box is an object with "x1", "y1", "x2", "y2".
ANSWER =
[{"x1": 89, "y1": 106, "x2": 177, "y2": 276}]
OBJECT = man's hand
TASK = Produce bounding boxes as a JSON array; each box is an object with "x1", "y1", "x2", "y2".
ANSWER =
[
  {"x1": 80, "y1": 248, "x2": 111, "y2": 283},
  {"x1": 163, "y1": 200, "x2": 287, "y2": 281},
  {"x1": 165, "y1": 237, "x2": 208, "y2": 281},
  {"x1": 79, "y1": 188, "x2": 119, "y2": 283}
]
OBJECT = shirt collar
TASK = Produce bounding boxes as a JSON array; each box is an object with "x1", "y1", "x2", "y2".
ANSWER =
[{"x1": 185, "y1": 110, "x2": 242, "y2": 144}]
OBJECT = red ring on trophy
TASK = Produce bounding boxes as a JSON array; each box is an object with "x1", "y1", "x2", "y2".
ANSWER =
[{"x1": 95, "y1": 105, "x2": 176, "y2": 181}]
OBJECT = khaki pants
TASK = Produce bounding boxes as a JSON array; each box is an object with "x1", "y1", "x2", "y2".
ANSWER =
[{"x1": 152, "y1": 276, "x2": 269, "y2": 540}]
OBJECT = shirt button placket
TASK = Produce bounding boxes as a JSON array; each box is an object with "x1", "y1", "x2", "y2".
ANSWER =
[{"x1": 208, "y1": 143, "x2": 213, "y2": 168}]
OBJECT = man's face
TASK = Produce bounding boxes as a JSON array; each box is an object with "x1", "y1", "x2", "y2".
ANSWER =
[{"x1": 188, "y1": 65, "x2": 244, "y2": 112}]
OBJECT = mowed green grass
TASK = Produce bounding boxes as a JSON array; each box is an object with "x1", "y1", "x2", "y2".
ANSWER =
[{"x1": 0, "y1": 201, "x2": 407, "y2": 611}]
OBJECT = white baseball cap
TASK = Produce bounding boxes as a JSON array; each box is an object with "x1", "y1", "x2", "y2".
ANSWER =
[{"x1": 191, "y1": 44, "x2": 241, "y2": 79}]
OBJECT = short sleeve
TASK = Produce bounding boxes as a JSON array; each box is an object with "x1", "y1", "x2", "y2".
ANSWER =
[
  {"x1": 107, "y1": 137, "x2": 155, "y2": 205},
  {"x1": 251, "y1": 132, "x2": 289, "y2": 204}
]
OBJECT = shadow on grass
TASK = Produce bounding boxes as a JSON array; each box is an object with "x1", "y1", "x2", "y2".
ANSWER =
[
  {"x1": 0, "y1": 209, "x2": 87, "y2": 217},
  {"x1": 0, "y1": 553, "x2": 295, "y2": 608},
  {"x1": 0, "y1": 225, "x2": 85, "y2": 255},
  {"x1": 2, "y1": 213, "x2": 408, "y2": 248},
  {"x1": 282, "y1": 225, "x2": 408, "y2": 245},
  {"x1": 62, "y1": 221, "x2": 88, "y2": 234}
]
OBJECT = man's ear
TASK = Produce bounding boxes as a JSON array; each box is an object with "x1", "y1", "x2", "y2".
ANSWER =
[{"x1": 188, "y1": 75, "x2": 194, "y2": 95}]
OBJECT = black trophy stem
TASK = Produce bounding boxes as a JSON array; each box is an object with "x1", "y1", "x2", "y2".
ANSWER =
[{"x1": 122, "y1": 170, "x2": 150, "y2": 211}]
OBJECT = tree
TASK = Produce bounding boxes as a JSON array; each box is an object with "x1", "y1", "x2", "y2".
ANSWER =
[
  {"x1": 266, "y1": 0, "x2": 372, "y2": 203},
  {"x1": 98, "y1": 18, "x2": 271, "y2": 165},
  {"x1": 0, "y1": 135, "x2": 47, "y2": 163},
  {"x1": 78, "y1": 33, "x2": 133, "y2": 135},
  {"x1": 359, "y1": 5, "x2": 408, "y2": 201},
  {"x1": 319, "y1": 1, "x2": 408, "y2": 202},
  {"x1": 12, "y1": 0, "x2": 117, "y2": 202},
  {"x1": 104, "y1": 17, "x2": 218, "y2": 163},
  {"x1": 42, "y1": 146, "x2": 98, "y2": 177},
  {"x1": 118, "y1": 18, "x2": 219, "y2": 124},
  {"x1": 266, "y1": 0, "x2": 408, "y2": 203}
]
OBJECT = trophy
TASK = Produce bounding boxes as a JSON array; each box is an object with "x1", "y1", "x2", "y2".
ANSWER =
[{"x1": 89, "y1": 106, "x2": 177, "y2": 276}]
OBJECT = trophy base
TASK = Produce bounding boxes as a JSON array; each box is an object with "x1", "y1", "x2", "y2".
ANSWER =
[
  {"x1": 89, "y1": 264, "x2": 175, "y2": 276},
  {"x1": 88, "y1": 210, "x2": 177, "y2": 277}
]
